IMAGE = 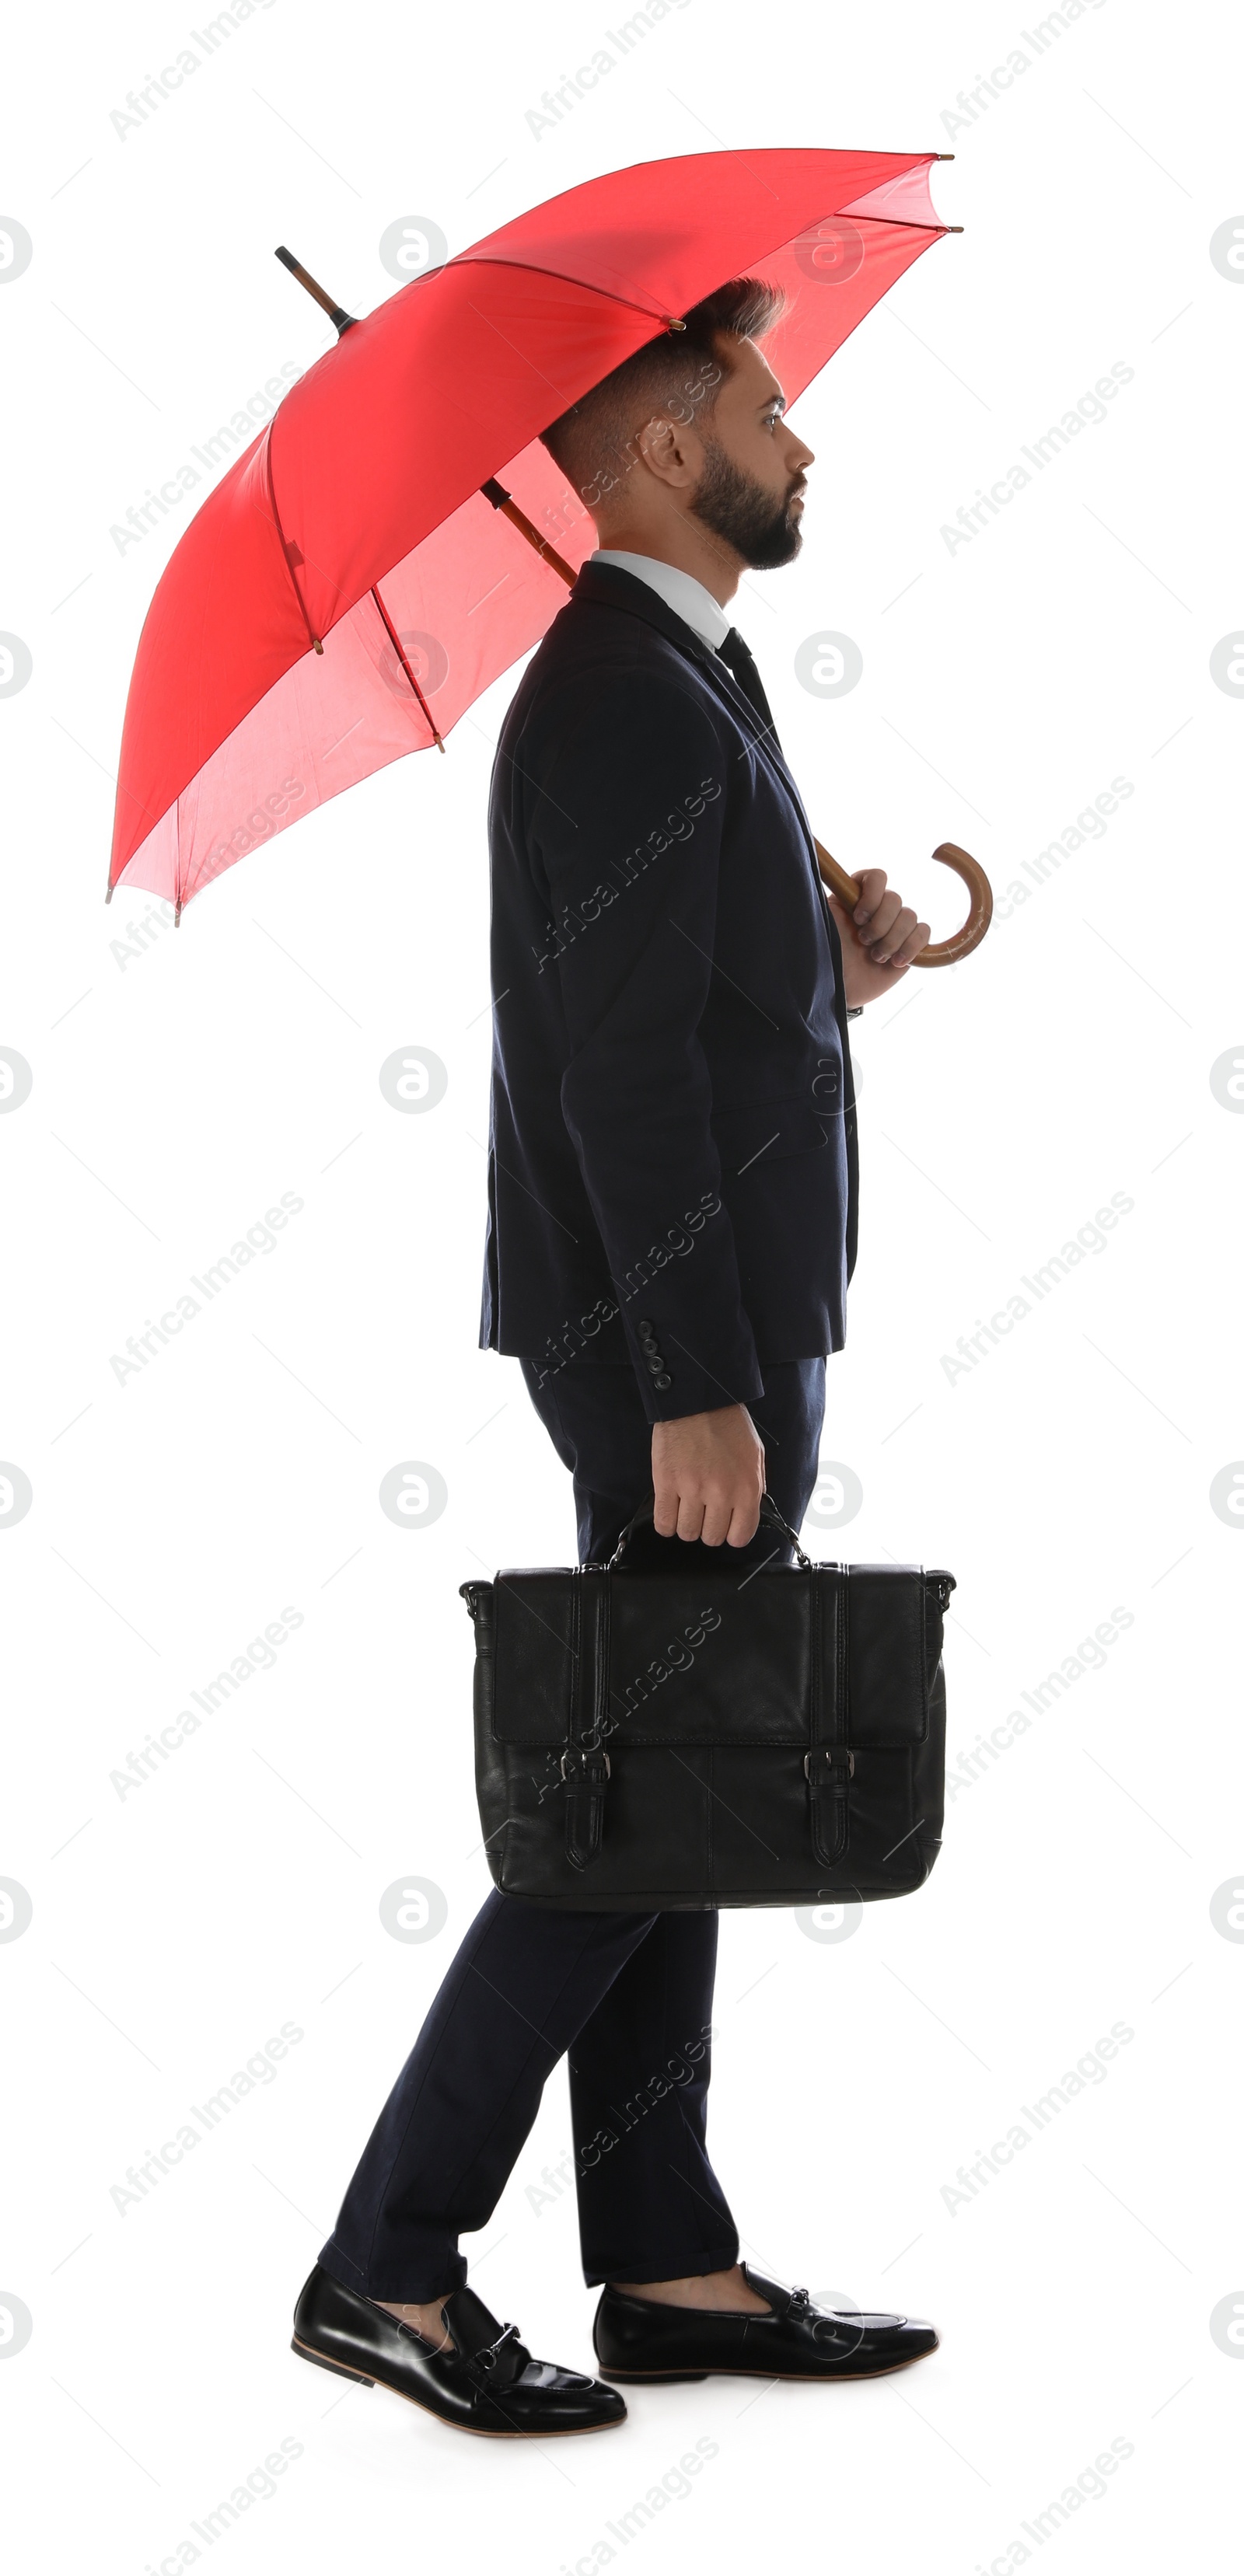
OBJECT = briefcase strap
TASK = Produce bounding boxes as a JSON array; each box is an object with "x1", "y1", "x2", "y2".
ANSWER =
[
  {"x1": 564, "y1": 1569, "x2": 611, "y2": 1870},
  {"x1": 561, "y1": 1559, "x2": 851, "y2": 1875},
  {"x1": 807, "y1": 1569, "x2": 851, "y2": 1868}
]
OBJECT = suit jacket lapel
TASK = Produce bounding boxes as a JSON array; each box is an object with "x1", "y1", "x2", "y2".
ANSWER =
[
  {"x1": 568, "y1": 559, "x2": 858, "y2": 1283},
  {"x1": 571, "y1": 562, "x2": 844, "y2": 969},
  {"x1": 573, "y1": 560, "x2": 789, "y2": 766}
]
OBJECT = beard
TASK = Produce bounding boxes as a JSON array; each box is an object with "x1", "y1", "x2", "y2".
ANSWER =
[{"x1": 687, "y1": 438, "x2": 805, "y2": 569}]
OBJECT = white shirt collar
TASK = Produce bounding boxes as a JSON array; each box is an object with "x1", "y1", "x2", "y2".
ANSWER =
[{"x1": 590, "y1": 549, "x2": 733, "y2": 651}]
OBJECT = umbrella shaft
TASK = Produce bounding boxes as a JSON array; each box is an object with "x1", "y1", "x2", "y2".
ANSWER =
[{"x1": 480, "y1": 477, "x2": 576, "y2": 586}]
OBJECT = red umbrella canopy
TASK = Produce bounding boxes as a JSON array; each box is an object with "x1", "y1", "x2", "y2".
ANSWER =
[{"x1": 107, "y1": 148, "x2": 955, "y2": 916}]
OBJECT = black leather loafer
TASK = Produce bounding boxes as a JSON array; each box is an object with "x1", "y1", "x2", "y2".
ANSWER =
[
  {"x1": 292, "y1": 2265, "x2": 627, "y2": 2437},
  {"x1": 593, "y1": 2265, "x2": 938, "y2": 2382}
]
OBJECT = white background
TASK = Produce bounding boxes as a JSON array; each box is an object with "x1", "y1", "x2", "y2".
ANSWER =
[{"x1": 2, "y1": 2, "x2": 1242, "y2": 2568}]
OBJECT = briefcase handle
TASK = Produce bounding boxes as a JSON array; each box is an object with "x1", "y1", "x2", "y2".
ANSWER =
[{"x1": 603, "y1": 1493, "x2": 812, "y2": 1571}]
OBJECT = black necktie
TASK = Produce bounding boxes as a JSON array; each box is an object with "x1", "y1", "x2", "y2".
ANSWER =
[{"x1": 715, "y1": 626, "x2": 779, "y2": 747}]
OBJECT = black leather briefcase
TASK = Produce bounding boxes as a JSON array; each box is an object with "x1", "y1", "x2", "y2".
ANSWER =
[{"x1": 460, "y1": 1501, "x2": 954, "y2": 1911}]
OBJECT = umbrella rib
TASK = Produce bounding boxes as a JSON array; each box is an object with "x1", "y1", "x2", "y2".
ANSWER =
[
  {"x1": 262, "y1": 426, "x2": 324, "y2": 656},
  {"x1": 370, "y1": 586, "x2": 446, "y2": 750},
  {"x1": 449, "y1": 254, "x2": 687, "y2": 330},
  {"x1": 449, "y1": 222, "x2": 958, "y2": 330},
  {"x1": 857, "y1": 215, "x2": 958, "y2": 234}
]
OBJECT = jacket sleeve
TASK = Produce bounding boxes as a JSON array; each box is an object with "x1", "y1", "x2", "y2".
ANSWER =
[{"x1": 527, "y1": 666, "x2": 766, "y2": 1422}]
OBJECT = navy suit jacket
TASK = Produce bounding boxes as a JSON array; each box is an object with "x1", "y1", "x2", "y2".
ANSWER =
[{"x1": 479, "y1": 560, "x2": 858, "y2": 1422}]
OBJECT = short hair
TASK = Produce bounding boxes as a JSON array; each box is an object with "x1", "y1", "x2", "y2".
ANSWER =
[{"x1": 539, "y1": 275, "x2": 785, "y2": 504}]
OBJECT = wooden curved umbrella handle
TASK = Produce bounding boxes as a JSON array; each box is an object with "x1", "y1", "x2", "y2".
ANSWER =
[{"x1": 813, "y1": 837, "x2": 992, "y2": 968}]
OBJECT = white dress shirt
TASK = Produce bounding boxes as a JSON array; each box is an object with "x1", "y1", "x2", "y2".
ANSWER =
[{"x1": 590, "y1": 548, "x2": 732, "y2": 652}]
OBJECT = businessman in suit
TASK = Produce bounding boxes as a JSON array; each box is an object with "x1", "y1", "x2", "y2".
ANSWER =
[{"x1": 293, "y1": 277, "x2": 938, "y2": 2436}]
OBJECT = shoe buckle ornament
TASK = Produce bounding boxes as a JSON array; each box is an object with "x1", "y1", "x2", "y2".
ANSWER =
[{"x1": 468, "y1": 2322, "x2": 520, "y2": 2379}]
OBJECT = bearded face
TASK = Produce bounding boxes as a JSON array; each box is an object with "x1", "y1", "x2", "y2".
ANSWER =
[{"x1": 688, "y1": 438, "x2": 806, "y2": 570}]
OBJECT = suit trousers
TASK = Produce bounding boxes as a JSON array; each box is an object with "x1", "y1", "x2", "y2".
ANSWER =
[{"x1": 317, "y1": 1353, "x2": 827, "y2": 2299}]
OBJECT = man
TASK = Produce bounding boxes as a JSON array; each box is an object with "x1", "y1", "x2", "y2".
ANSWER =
[{"x1": 292, "y1": 277, "x2": 938, "y2": 2437}]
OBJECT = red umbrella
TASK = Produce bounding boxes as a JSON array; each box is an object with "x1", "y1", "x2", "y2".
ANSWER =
[{"x1": 107, "y1": 146, "x2": 989, "y2": 958}]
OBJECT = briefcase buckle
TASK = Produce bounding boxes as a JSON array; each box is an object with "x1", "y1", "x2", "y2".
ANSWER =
[
  {"x1": 805, "y1": 1747, "x2": 854, "y2": 1782},
  {"x1": 561, "y1": 1747, "x2": 611, "y2": 1782}
]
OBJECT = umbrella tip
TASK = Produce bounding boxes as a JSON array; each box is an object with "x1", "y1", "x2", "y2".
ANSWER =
[
  {"x1": 174, "y1": 900, "x2": 182, "y2": 928},
  {"x1": 275, "y1": 243, "x2": 358, "y2": 337},
  {"x1": 665, "y1": 316, "x2": 687, "y2": 332},
  {"x1": 103, "y1": 884, "x2": 113, "y2": 906}
]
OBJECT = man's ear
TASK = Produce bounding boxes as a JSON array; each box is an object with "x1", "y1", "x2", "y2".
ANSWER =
[{"x1": 633, "y1": 410, "x2": 700, "y2": 491}]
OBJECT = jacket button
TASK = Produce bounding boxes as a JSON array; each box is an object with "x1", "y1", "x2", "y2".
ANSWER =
[
  {"x1": 653, "y1": 1373, "x2": 672, "y2": 1391},
  {"x1": 638, "y1": 1318, "x2": 655, "y2": 1334}
]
